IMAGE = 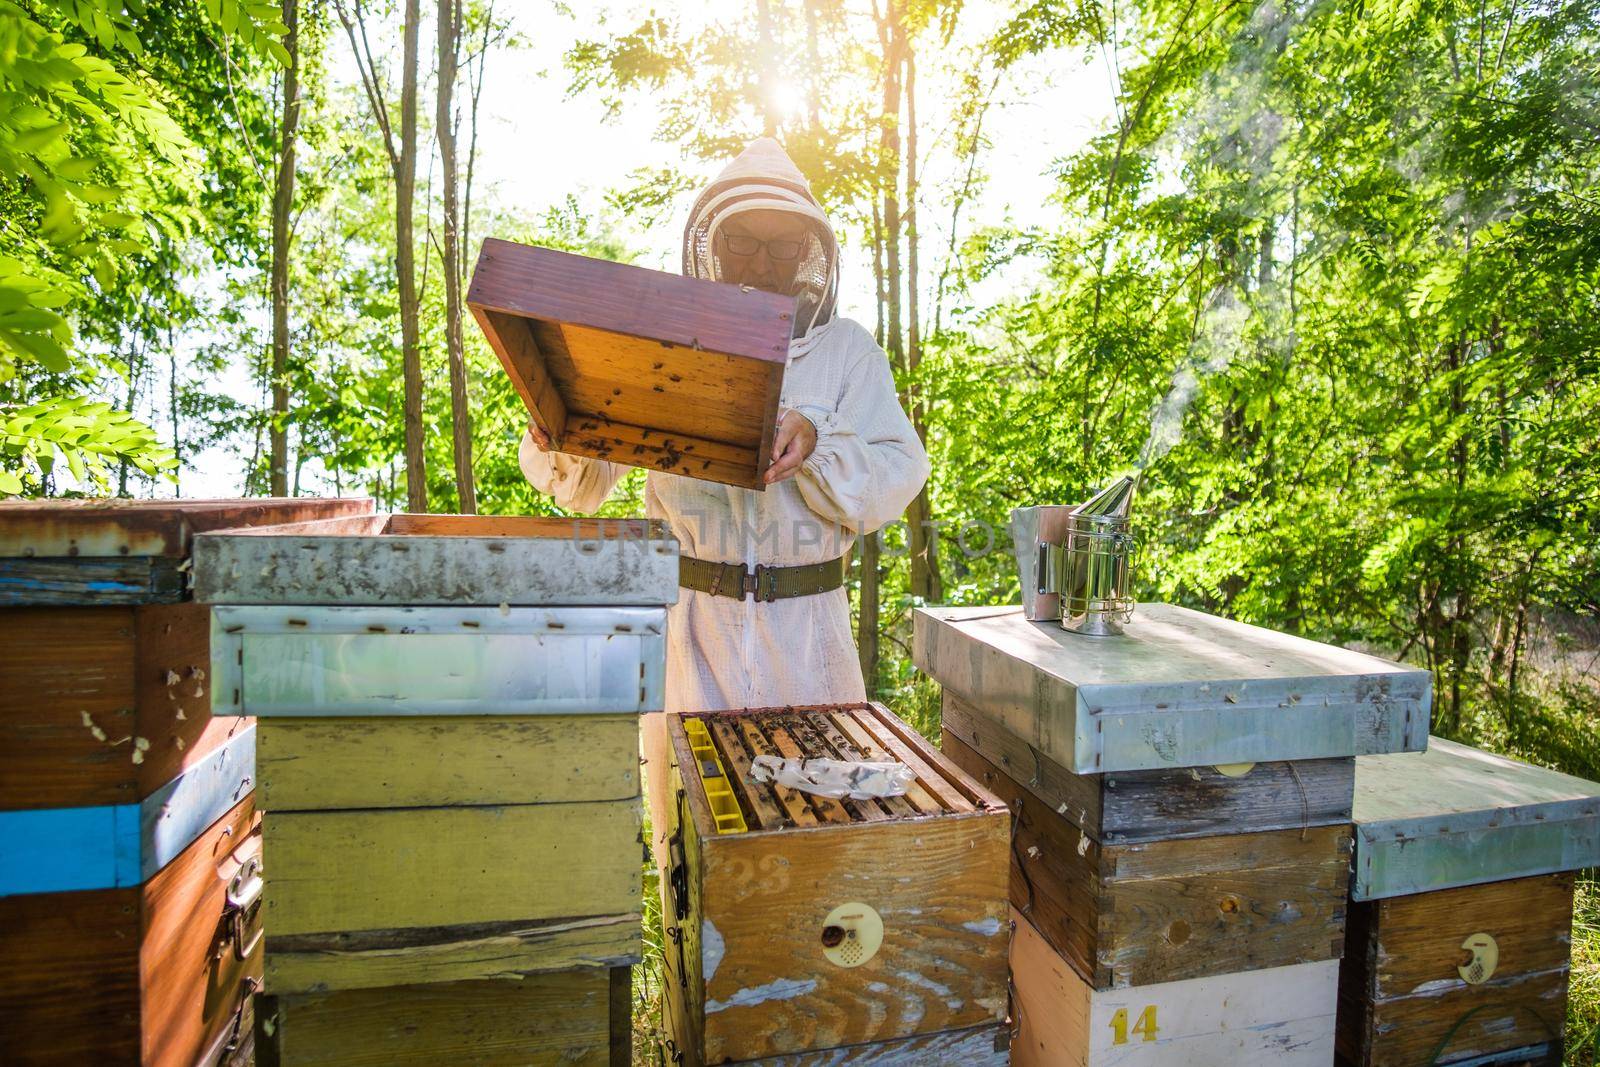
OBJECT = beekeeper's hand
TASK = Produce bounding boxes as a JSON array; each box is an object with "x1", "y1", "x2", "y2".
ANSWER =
[
  {"x1": 765, "y1": 408, "x2": 817, "y2": 485},
  {"x1": 527, "y1": 420, "x2": 552, "y2": 451}
]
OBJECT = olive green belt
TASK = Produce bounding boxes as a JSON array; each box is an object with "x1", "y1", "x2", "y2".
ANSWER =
[{"x1": 679, "y1": 553, "x2": 849, "y2": 602}]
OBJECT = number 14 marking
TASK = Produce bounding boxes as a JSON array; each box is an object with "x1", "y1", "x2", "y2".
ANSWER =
[{"x1": 1109, "y1": 1006, "x2": 1160, "y2": 1045}]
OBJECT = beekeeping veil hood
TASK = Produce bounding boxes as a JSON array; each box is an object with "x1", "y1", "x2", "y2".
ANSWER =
[{"x1": 683, "y1": 137, "x2": 839, "y2": 338}]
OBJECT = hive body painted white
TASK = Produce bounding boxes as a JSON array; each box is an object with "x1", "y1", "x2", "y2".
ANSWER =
[{"x1": 1010, "y1": 907, "x2": 1338, "y2": 1067}]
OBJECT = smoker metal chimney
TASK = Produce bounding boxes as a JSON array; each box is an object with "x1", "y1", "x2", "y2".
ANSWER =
[{"x1": 1010, "y1": 475, "x2": 1138, "y2": 636}]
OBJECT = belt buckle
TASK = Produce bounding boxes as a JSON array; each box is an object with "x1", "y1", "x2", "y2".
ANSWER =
[
  {"x1": 747, "y1": 563, "x2": 777, "y2": 603},
  {"x1": 709, "y1": 561, "x2": 747, "y2": 599}
]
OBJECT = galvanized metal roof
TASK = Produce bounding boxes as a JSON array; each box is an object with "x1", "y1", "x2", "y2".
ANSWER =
[
  {"x1": 1351, "y1": 737, "x2": 1600, "y2": 900},
  {"x1": 914, "y1": 604, "x2": 1430, "y2": 774}
]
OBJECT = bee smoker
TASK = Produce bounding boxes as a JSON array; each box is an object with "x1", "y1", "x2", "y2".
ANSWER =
[{"x1": 1010, "y1": 475, "x2": 1138, "y2": 636}]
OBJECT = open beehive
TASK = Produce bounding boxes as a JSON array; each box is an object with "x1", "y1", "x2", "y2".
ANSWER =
[
  {"x1": 467, "y1": 238, "x2": 795, "y2": 490},
  {"x1": 661, "y1": 704, "x2": 1011, "y2": 1066}
]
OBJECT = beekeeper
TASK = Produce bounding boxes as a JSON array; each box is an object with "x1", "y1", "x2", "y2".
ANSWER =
[{"x1": 520, "y1": 136, "x2": 930, "y2": 823}]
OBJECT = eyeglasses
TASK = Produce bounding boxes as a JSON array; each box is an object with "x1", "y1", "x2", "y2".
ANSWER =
[{"x1": 718, "y1": 231, "x2": 805, "y2": 261}]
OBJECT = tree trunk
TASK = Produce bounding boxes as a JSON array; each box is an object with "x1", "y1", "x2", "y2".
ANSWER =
[
  {"x1": 269, "y1": 0, "x2": 300, "y2": 498},
  {"x1": 902, "y1": 39, "x2": 942, "y2": 604},
  {"x1": 756, "y1": 0, "x2": 778, "y2": 136},
  {"x1": 398, "y1": 0, "x2": 427, "y2": 512},
  {"x1": 438, "y1": 0, "x2": 475, "y2": 512}
]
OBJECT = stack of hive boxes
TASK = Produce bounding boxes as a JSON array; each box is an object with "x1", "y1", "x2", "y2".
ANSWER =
[
  {"x1": 657, "y1": 702, "x2": 1013, "y2": 1065},
  {"x1": 191, "y1": 513, "x2": 679, "y2": 1066},
  {"x1": 1340, "y1": 738, "x2": 1600, "y2": 1066},
  {"x1": 0, "y1": 498, "x2": 364, "y2": 1066},
  {"x1": 915, "y1": 603, "x2": 1433, "y2": 1066}
]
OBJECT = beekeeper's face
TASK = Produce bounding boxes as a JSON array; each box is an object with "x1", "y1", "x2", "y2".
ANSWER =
[{"x1": 714, "y1": 209, "x2": 810, "y2": 297}]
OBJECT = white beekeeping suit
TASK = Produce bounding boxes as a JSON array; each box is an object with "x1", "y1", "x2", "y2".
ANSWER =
[{"x1": 519, "y1": 137, "x2": 930, "y2": 837}]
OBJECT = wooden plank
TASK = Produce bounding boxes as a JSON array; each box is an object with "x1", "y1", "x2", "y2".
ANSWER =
[
  {"x1": 834, "y1": 710, "x2": 941, "y2": 814},
  {"x1": 751, "y1": 1023, "x2": 1011, "y2": 1066},
  {"x1": 385, "y1": 513, "x2": 664, "y2": 539},
  {"x1": 474, "y1": 307, "x2": 569, "y2": 443},
  {"x1": 262, "y1": 800, "x2": 641, "y2": 937},
  {"x1": 697, "y1": 812, "x2": 1011, "y2": 1062},
  {"x1": 945, "y1": 730, "x2": 1101, "y2": 983},
  {"x1": 0, "y1": 606, "x2": 138, "y2": 809},
  {"x1": 260, "y1": 969, "x2": 617, "y2": 1067},
  {"x1": 258, "y1": 714, "x2": 639, "y2": 811},
  {"x1": 706, "y1": 718, "x2": 785, "y2": 830},
  {"x1": 140, "y1": 795, "x2": 260, "y2": 1067},
  {"x1": 134, "y1": 601, "x2": 244, "y2": 798},
  {"x1": 766, "y1": 722, "x2": 851, "y2": 824},
  {"x1": 853, "y1": 708, "x2": 973, "y2": 813},
  {"x1": 914, "y1": 604, "x2": 1431, "y2": 774},
  {"x1": 942, "y1": 691, "x2": 1101, "y2": 830},
  {"x1": 945, "y1": 730, "x2": 1350, "y2": 990},
  {"x1": 1099, "y1": 823, "x2": 1350, "y2": 987},
  {"x1": 735, "y1": 718, "x2": 818, "y2": 828},
  {"x1": 0, "y1": 497, "x2": 374, "y2": 558},
  {"x1": 0, "y1": 886, "x2": 141, "y2": 1065},
  {"x1": 562, "y1": 416, "x2": 760, "y2": 488},
  {"x1": 0, "y1": 556, "x2": 185, "y2": 605},
  {"x1": 808, "y1": 710, "x2": 911, "y2": 818},
  {"x1": 1339, "y1": 873, "x2": 1575, "y2": 1067},
  {"x1": 466, "y1": 239, "x2": 792, "y2": 492},
  {"x1": 265, "y1": 913, "x2": 640, "y2": 993},
  {"x1": 868, "y1": 701, "x2": 1003, "y2": 808},
  {"x1": 1011, "y1": 906, "x2": 1339, "y2": 1067},
  {"x1": 466, "y1": 238, "x2": 793, "y2": 364}
]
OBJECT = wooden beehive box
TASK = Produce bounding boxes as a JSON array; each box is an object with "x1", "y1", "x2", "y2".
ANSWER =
[
  {"x1": 467, "y1": 238, "x2": 794, "y2": 490},
  {"x1": 943, "y1": 719, "x2": 1352, "y2": 990},
  {"x1": 661, "y1": 704, "x2": 1011, "y2": 1066},
  {"x1": 1011, "y1": 906, "x2": 1340, "y2": 1066},
  {"x1": 256, "y1": 969, "x2": 630, "y2": 1067},
  {"x1": 915, "y1": 604, "x2": 1432, "y2": 774},
  {"x1": 0, "y1": 497, "x2": 365, "y2": 1067},
  {"x1": 1338, "y1": 738, "x2": 1600, "y2": 1067},
  {"x1": 192, "y1": 513, "x2": 677, "y2": 995}
]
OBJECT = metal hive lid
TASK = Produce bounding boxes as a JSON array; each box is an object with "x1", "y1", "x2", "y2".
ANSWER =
[
  {"x1": 1350, "y1": 737, "x2": 1600, "y2": 900},
  {"x1": 913, "y1": 604, "x2": 1430, "y2": 774}
]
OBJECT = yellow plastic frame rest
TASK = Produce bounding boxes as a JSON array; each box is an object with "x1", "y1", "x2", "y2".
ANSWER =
[{"x1": 684, "y1": 717, "x2": 748, "y2": 834}]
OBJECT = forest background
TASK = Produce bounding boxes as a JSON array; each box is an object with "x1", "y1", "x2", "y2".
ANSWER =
[{"x1": 3, "y1": 0, "x2": 1597, "y2": 1059}]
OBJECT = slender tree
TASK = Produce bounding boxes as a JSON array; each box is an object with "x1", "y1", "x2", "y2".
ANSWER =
[
  {"x1": 269, "y1": 0, "x2": 302, "y2": 497},
  {"x1": 438, "y1": 0, "x2": 475, "y2": 512},
  {"x1": 337, "y1": 0, "x2": 427, "y2": 511}
]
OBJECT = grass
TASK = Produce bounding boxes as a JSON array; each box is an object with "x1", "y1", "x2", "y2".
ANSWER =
[{"x1": 1570, "y1": 876, "x2": 1600, "y2": 1065}]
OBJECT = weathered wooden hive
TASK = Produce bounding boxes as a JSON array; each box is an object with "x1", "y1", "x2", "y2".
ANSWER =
[
  {"x1": 660, "y1": 703, "x2": 1012, "y2": 1066},
  {"x1": 0, "y1": 497, "x2": 367, "y2": 1067},
  {"x1": 192, "y1": 512, "x2": 679, "y2": 1066},
  {"x1": 468, "y1": 238, "x2": 794, "y2": 490},
  {"x1": 1339, "y1": 738, "x2": 1600, "y2": 1067},
  {"x1": 916, "y1": 603, "x2": 1432, "y2": 1066}
]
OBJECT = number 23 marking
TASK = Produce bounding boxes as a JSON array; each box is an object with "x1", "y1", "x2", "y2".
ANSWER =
[{"x1": 1109, "y1": 1005, "x2": 1160, "y2": 1045}]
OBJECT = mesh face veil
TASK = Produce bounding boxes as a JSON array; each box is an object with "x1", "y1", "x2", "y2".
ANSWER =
[{"x1": 682, "y1": 138, "x2": 840, "y2": 338}]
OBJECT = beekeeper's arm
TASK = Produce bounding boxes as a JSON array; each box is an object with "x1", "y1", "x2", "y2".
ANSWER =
[
  {"x1": 790, "y1": 326, "x2": 931, "y2": 535},
  {"x1": 518, "y1": 428, "x2": 629, "y2": 514}
]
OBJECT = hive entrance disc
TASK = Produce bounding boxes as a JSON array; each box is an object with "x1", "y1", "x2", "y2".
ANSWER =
[{"x1": 821, "y1": 902, "x2": 883, "y2": 968}]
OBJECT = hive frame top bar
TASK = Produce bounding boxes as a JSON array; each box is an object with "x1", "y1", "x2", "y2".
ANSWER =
[
  {"x1": 192, "y1": 512, "x2": 679, "y2": 607},
  {"x1": 0, "y1": 497, "x2": 375, "y2": 558},
  {"x1": 1351, "y1": 737, "x2": 1600, "y2": 900},
  {"x1": 914, "y1": 603, "x2": 1431, "y2": 774}
]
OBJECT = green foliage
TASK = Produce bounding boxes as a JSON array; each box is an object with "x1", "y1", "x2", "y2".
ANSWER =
[{"x1": 0, "y1": 0, "x2": 287, "y2": 494}]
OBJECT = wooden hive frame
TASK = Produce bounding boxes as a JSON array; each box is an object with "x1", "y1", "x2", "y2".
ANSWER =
[
  {"x1": 662, "y1": 703, "x2": 1012, "y2": 1065},
  {"x1": 467, "y1": 238, "x2": 795, "y2": 491}
]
